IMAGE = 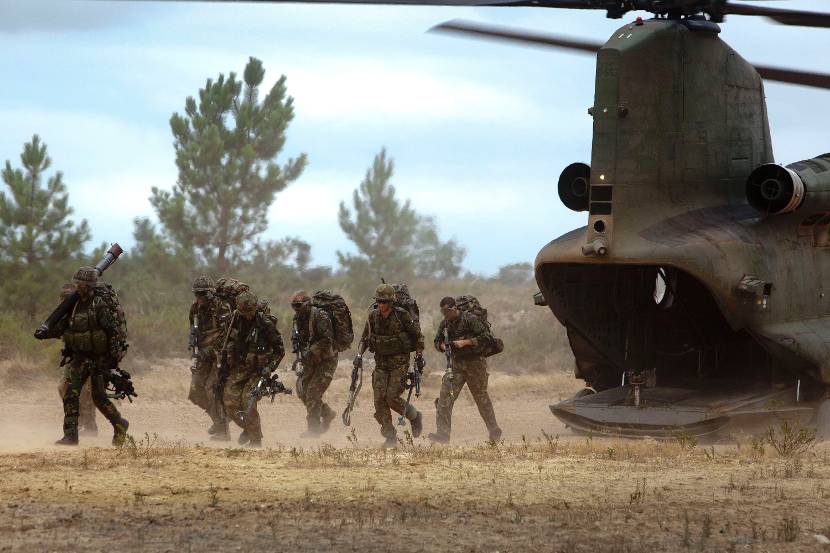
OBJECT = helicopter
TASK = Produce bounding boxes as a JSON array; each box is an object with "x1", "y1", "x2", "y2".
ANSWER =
[{"x1": 221, "y1": 0, "x2": 830, "y2": 437}]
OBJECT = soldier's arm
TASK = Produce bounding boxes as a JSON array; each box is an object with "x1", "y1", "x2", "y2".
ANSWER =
[
  {"x1": 402, "y1": 311, "x2": 425, "y2": 354},
  {"x1": 189, "y1": 303, "x2": 196, "y2": 326},
  {"x1": 433, "y1": 320, "x2": 447, "y2": 352},
  {"x1": 466, "y1": 313, "x2": 493, "y2": 352},
  {"x1": 358, "y1": 319, "x2": 370, "y2": 355},
  {"x1": 308, "y1": 310, "x2": 334, "y2": 361},
  {"x1": 266, "y1": 321, "x2": 286, "y2": 369}
]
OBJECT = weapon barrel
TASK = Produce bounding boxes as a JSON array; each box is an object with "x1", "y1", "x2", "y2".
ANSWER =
[{"x1": 34, "y1": 243, "x2": 124, "y2": 339}]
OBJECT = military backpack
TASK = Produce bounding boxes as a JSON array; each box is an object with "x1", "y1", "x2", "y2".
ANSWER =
[
  {"x1": 455, "y1": 295, "x2": 504, "y2": 357},
  {"x1": 391, "y1": 283, "x2": 420, "y2": 323},
  {"x1": 311, "y1": 290, "x2": 354, "y2": 352}
]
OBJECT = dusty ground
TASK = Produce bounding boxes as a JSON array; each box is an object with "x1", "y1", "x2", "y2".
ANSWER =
[{"x1": 2, "y1": 359, "x2": 830, "y2": 552}]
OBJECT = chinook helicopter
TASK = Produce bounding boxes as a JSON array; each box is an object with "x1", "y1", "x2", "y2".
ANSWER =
[{"x1": 231, "y1": 0, "x2": 830, "y2": 437}]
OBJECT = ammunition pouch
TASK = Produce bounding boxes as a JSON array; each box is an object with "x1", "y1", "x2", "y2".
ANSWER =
[
  {"x1": 62, "y1": 330, "x2": 108, "y2": 355},
  {"x1": 370, "y1": 332, "x2": 410, "y2": 356}
]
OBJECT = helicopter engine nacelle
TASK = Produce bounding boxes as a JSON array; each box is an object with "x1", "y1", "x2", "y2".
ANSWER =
[
  {"x1": 746, "y1": 155, "x2": 830, "y2": 214},
  {"x1": 558, "y1": 162, "x2": 591, "y2": 212}
]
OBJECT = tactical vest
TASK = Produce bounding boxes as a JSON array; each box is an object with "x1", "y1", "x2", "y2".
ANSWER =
[
  {"x1": 368, "y1": 308, "x2": 412, "y2": 356},
  {"x1": 62, "y1": 297, "x2": 108, "y2": 355}
]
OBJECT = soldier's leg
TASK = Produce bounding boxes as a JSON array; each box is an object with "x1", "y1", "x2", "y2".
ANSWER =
[
  {"x1": 223, "y1": 372, "x2": 248, "y2": 431},
  {"x1": 88, "y1": 366, "x2": 129, "y2": 446},
  {"x1": 464, "y1": 361, "x2": 502, "y2": 440},
  {"x1": 300, "y1": 364, "x2": 334, "y2": 435},
  {"x1": 433, "y1": 369, "x2": 468, "y2": 439},
  {"x1": 317, "y1": 357, "x2": 338, "y2": 431},
  {"x1": 57, "y1": 362, "x2": 86, "y2": 444},
  {"x1": 188, "y1": 360, "x2": 212, "y2": 412},
  {"x1": 78, "y1": 380, "x2": 97, "y2": 433},
  {"x1": 385, "y1": 355, "x2": 423, "y2": 437},
  {"x1": 239, "y1": 375, "x2": 263, "y2": 446},
  {"x1": 372, "y1": 364, "x2": 395, "y2": 439}
]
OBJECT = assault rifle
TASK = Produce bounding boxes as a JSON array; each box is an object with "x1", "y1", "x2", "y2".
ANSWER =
[
  {"x1": 342, "y1": 350, "x2": 364, "y2": 426},
  {"x1": 34, "y1": 243, "x2": 123, "y2": 340},
  {"x1": 239, "y1": 373, "x2": 292, "y2": 423},
  {"x1": 189, "y1": 316, "x2": 200, "y2": 374},
  {"x1": 443, "y1": 327, "x2": 455, "y2": 399},
  {"x1": 398, "y1": 353, "x2": 425, "y2": 426},
  {"x1": 105, "y1": 365, "x2": 138, "y2": 402}
]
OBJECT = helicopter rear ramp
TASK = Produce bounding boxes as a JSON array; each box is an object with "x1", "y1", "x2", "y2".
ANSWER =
[{"x1": 550, "y1": 384, "x2": 813, "y2": 438}]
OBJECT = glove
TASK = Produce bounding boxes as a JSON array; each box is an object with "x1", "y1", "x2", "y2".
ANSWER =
[
  {"x1": 415, "y1": 352, "x2": 426, "y2": 372},
  {"x1": 353, "y1": 355, "x2": 363, "y2": 370}
]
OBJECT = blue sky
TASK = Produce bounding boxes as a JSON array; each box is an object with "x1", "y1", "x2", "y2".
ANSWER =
[{"x1": 0, "y1": 1, "x2": 828, "y2": 274}]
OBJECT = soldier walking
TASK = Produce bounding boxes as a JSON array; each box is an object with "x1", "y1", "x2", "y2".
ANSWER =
[
  {"x1": 355, "y1": 284, "x2": 424, "y2": 447},
  {"x1": 429, "y1": 296, "x2": 502, "y2": 443},
  {"x1": 291, "y1": 291, "x2": 338, "y2": 437},
  {"x1": 221, "y1": 291, "x2": 285, "y2": 448},
  {"x1": 188, "y1": 276, "x2": 231, "y2": 440},
  {"x1": 55, "y1": 282, "x2": 97, "y2": 436},
  {"x1": 52, "y1": 268, "x2": 129, "y2": 446}
]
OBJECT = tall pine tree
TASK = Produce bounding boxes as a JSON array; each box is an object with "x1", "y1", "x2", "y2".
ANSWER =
[
  {"x1": 338, "y1": 148, "x2": 465, "y2": 288},
  {"x1": 0, "y1": 135, "x2": 90, "y2": 318},
  {"x1": 152, "y1": 56, "x2": 307, "y2": 273}
]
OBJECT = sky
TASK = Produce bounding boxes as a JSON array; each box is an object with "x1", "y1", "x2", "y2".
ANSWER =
[{"x1": 0, "y1": 0, "x2": 828, "y2": 275}]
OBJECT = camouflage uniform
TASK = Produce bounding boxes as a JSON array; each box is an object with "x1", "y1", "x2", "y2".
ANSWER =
[
  {"x1": 56, "y1": 268, "x2": 129, "y2": 446},
  {"x1": 188, "y1": 281, "x2": 231, "y2": 432},
  {"x1": 56, "y1": 283, "x2": 97, "y2": 435},
  {"x1": 433, "y1": 311, "x2": 501, "y2": 441},
  {"x1": 223, "y1": 293, "x2": 285, "y2": 446},
  {"x1": 360, "y1": 285, "x2": 425, "y2": 442},
  {"x1": 294, "y1": 306, "x2": 337, "y2": 434}
]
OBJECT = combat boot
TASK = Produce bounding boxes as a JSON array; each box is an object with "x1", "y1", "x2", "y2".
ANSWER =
[
  {"x1": 406, "y1": 406, "x2": 423, "y2": 438},
  {"x1": 247, "y1": 438, "x2": 262, "y2": 449},
  {"x1": 210, "y1": 422, "x2": 230, "y2": 442},
  {"x1": 488, "y1": 427, "x2": 503, "y2": 443},
  {"x1": 320, "y1": 405, "x2": 336, "y2": 434},
  {"x1": 112, "y1": 417, "x2": 130, "y2": 447},
  {"x1": 427, "y1": 432, "x2": 450, "y2": 444},
  {"x1": 300, "y1": 417, "x2": 321, "y2": 439},
  {"x1": 55, "y1": 427, "x2": 79, "y2": 446},
  {"x1": 382, "y1": 435, "x2": 398, "y2": 449},
  {"x1": 237, "y1": 430, "x2": 250, "y2": 445}
]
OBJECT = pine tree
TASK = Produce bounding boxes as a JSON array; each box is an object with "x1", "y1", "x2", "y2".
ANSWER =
[
  {"x1": 338, "y1": 148, "x2": 465, "y2": 287},
  {"x1": 152, "y1": 56, "x2": 307, "y2": 273},
  {"x1": 0, "y1": 135, "x2": 90, "y2": 318}
]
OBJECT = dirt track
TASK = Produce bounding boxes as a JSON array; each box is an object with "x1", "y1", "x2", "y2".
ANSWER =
[{"x1": 2, "y1": 360, "x2": 830, "y2": 552}]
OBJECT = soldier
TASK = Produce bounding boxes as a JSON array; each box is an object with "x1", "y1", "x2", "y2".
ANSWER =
[
  {"x1": 55, "y1": 283, "x2": 97, "y2": 436},
  {"x1": 188, "y1": 276, "x2": 231, "y2": 440},
  {"x1": 53, "y1": 267, "x2": 129, "y2": 446},
  {"x1": 355, "y1": 284, "x2": 424, "y2": 447},
  {"x1": 221, "y1": 291, "x2": 285, "y2": 448},
  {"x1": 291, "y1": 291, "x2": 338, "y2": 437},
  {"x1": 428, "y1": 296, "x2": 502, "y2": 443}
]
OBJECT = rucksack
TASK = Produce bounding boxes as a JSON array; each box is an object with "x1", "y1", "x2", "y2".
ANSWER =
[
  {"x1": 455, "y1": 295, "x2": 504, "y2": 357},
  {"x1": 214, "y1": 277, "x2": 250, "y2": 309},
  {"x1": 95, "y1": 283, "x2": 129, "y2": 357},
  {"x1": 391, "y1": 283, "x2": 420, "y2": 324},
  {"x1": 312, "y1": 290, "x2": 354, "y2": 352}
]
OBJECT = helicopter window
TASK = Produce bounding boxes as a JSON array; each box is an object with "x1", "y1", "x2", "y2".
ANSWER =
[
  {"x1": 654, "y1": 267, "x2": 675, "y2": 308},
  {"x1": 593, "y1": 220, "x2": 606, "y2": 233}
]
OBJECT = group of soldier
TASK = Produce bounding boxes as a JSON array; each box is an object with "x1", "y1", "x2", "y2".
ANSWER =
[{"x1": 48, "y1": 269, "x2": 503, "y2": 449}]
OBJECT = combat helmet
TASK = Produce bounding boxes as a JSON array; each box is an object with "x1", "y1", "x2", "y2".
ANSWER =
[
  {"x1": 236, "y1": 291, "x2": 259, "y2": 317},
  {"x1": 374, "y1": 283, "x2": 396, "y2": 302},
  {"x1": 192, "y1": 275, "x2": 215, "y2": 294},
  {"x1": 72, "y1": 267, "x2": 98, "y2": 286}
]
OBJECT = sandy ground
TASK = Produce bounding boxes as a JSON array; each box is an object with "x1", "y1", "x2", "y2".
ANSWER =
[{"x1": 2, "y1": 359, "x2": 830, "y2": 552}]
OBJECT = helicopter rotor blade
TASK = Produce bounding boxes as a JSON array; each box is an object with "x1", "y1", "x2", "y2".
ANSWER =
[
  {"x1": 430, "y1": 19, "x2": 602, "y2": 53},
  {"x1": 723, "y1": 3, "x2": 830, "y2": 28},
  {"x1": 431, "y1": 19, "x2": 830, "y2": 90}
]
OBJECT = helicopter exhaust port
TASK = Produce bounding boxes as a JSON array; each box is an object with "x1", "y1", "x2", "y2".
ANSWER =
[
  {"x1": 558, "y1": 162, "x2": 590, "y2": 212},
  {"x1": 747, "y1": 154, "x2": 830, "y2": 215}
]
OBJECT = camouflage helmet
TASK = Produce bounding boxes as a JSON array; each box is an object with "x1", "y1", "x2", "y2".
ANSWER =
[
  {"x1": 374, "y1": 283, "x2": 396, "y2": 302},
  {"x1": 192, "y1": 275, "x2": 215, "y2": 294},
  {"x1": 72, "y1": 267, "x2": 98, "y2": 286},
  {"x1": 236, "y1": 291, "x2": 259, "y2": 315}
]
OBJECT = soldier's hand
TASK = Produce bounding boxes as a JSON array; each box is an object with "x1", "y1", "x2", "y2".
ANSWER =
[
  {"x1": 353, "y1": 355, "x2": 363, "y2": 369},
  {"x1": 415, "y1": 352, "x2": 426, "y2": 371}
]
